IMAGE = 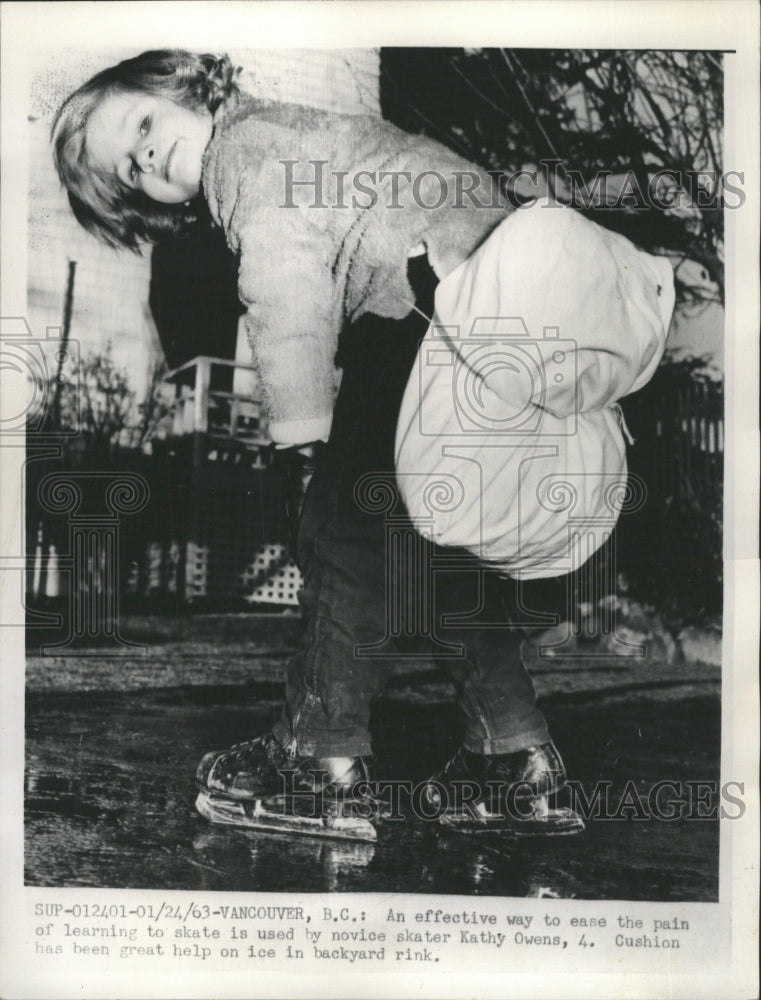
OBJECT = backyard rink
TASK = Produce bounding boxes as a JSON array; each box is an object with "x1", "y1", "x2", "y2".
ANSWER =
[
  {"x1": 24, "y1": 613, "x2": 723, "y2": 900},
  {"x1": 17, "y1": 608, "x2": 733, "y2": 995}
]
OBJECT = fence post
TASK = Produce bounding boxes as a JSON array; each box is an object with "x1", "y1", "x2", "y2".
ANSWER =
[{"x1": 193, "y1": 357, "x2": 211, "y2": 469}]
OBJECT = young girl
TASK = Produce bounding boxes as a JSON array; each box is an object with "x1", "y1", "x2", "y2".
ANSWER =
[{"x1": 53, "y1": 48, "x2": 591, "y2": 841}]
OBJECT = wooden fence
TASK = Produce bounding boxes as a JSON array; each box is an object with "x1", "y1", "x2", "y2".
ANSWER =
[
  {"x1": 624, "y1": 375, "x2": 724, "y2": 512},
  {"x1": 25, "y1": 359, "x2": 723, "y2": 616}
]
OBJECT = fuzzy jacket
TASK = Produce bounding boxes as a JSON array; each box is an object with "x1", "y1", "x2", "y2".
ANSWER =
[{"x1": 202, "y1": 95, "x2": 509, "y2": 445}]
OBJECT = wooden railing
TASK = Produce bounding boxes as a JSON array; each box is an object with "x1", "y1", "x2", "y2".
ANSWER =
[{"x1": 163, "y1": 355, "x2": 271, "y2": 452}]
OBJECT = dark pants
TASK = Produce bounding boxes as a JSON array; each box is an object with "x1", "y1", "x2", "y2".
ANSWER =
[{"x1": 272, "y1": 257, "x2": 550, "y2": 759}]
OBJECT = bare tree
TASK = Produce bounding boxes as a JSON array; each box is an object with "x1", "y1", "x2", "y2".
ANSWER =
[
  {"x1": 41, "y1": 346, "x2": 172, "y2": 462},
  {"x1": 381, "y1": 48, "x2": 724, "y2": 304}
]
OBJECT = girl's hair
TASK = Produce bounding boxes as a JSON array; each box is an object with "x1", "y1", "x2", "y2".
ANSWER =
[{"x1": 51, "y1": 49, "x2": 240, "y2": 252}]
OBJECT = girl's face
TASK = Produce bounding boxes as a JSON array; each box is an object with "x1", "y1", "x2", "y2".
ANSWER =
[{"x1": 86, "y1": 91, "x2": 213, "y2": 204}]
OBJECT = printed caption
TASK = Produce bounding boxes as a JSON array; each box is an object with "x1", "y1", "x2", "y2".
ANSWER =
[{"x1": 33, "y1": 897, "x2": 695, "y2": 966}]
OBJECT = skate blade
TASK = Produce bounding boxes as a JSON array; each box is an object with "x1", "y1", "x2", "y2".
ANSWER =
[
  {"x1": 440, "y1": 804, "x2": 585, "y2": 838},
  {"x1": 195, "y1": 791, "x2": 377, "y2": 843}
]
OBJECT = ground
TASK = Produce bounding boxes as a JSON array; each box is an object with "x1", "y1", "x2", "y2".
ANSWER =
[{"x1": 25, "y1": 613, "x2": 721, "y2": 900}]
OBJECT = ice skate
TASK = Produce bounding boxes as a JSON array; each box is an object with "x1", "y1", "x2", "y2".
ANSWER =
[
  {"x1": 195, "y1": 732, "x2": 378, "y2": 842},
  {"x1": 422, "y1": 742, "x2": 584, "y2": 838}
]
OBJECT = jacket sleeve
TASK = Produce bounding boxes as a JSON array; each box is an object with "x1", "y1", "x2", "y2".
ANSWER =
[{"x1": 231, "y1": 167, "x2": 343, "y2": 447}]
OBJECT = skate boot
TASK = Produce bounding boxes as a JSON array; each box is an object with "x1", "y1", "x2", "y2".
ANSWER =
[
  {"x1": 195, "y1": 732, "x2": 378, "y2": 842},
  {"x1": 421, "y1": 742, "x2": 584, "y2": 837}
]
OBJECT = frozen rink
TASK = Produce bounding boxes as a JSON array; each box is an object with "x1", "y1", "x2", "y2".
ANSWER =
[{"x1": 25, "y1": 614, "x2": 720, "y2": 900}]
